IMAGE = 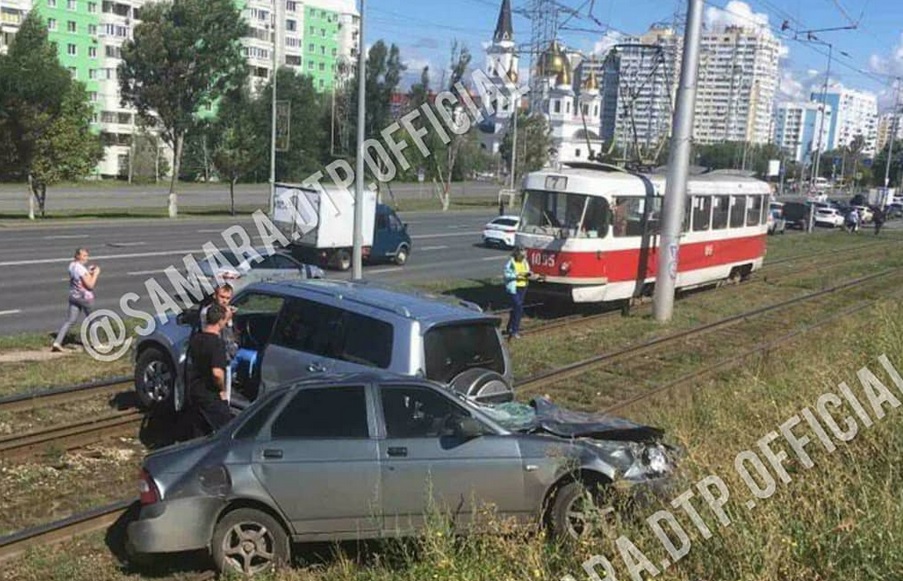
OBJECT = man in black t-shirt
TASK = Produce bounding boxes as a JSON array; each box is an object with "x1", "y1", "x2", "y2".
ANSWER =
[{"x1": 186, "y1": 303, "x2": 233, "y2": 435}]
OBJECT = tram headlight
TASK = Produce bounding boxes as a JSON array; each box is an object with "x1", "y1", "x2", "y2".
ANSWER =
[{"x1": 560, "y1": 261, "x2": 571, "y2": 275}]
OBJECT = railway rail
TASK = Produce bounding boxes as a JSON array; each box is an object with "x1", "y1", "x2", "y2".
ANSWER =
[{"x1": 3, "y1": 265, "x2": 899, "y2": 571}]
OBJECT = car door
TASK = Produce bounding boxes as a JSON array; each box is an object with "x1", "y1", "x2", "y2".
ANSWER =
[
  {"x1": 263, "y1": 298, "x2": 396, "y2": 386},
  {"x1": 370, "y1": 210, "x2": 392, "y2": 260},
  {"x1": 262, "y1": 297, "x2": 337, "y2": 386},
  {"x1": 252, "y1": 384, "x2": 382, "y2": 538},
  {"x1": 376, "y1": 383, "x2": 526, "y2": 534}
]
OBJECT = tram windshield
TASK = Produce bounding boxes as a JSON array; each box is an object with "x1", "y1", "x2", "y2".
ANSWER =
[{"x1": 520, "y1": 190, "x2": 611, "y2": 238}]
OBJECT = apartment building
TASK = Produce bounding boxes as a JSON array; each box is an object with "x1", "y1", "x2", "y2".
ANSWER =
[
  {"x1": 773, "y1": 101, "x2": 832, "y2": 164},
  {"x1": 877, "y1": 111, "x2": 903, "y2": 152},
  {"x1": 812, "y1": 87, "x2": 878, "y2": 154},
  {"x1": 694, "y1": 25, "x2": 781, "y2": 145},
  {"x1": 1, "y1": 0, "x2": 359, "y2": 177},
  {"x1": 584, "y1": 25, "x2": 680, "y2": 155}
]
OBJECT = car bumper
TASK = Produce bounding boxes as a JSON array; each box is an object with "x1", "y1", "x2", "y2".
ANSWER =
[
  {"x1": 126, "y1": 496, "x2": 224, "y2": 554},
  {"x1": 483, "y1": 233, "x2": 514, "y2": 247}
]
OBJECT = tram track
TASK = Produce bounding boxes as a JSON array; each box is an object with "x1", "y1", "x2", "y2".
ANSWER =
[
  {"x1": 1, "y1": 239, "x2": 899, "y2": 461},
  {"x1": 517, "y1": 269, "x2": 903, "y2": 411},
  {"x1": 3, "y1": 266, "x2": 900, "y2": 571}
]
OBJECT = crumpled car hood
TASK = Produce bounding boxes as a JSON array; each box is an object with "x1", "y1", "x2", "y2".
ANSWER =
[{"x1": 481, "y1": 397, "x2": 664, "y2": 442}]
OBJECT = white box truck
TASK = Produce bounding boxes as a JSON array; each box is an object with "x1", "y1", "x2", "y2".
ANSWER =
[{"x1": 271, "y1": 182, "x2": 412, "y2": 271}]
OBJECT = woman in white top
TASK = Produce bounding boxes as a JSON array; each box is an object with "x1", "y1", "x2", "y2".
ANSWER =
[{"x1": 52, "y1": 248, "x2": 101, "y2": 351}]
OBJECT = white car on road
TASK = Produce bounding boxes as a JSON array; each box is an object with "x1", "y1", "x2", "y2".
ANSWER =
[
  {"x1": 852, "y1": 205, "x2": 873, "y2": 223},
  {"x1": 814, "y1": 207, "x2": 845, "y2": 228},
  {"x1": 482, "y1": 215, "x2": 521, "y2": 248}
]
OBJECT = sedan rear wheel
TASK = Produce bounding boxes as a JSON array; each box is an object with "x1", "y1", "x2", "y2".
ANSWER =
[{"x1": 212, "y1": 508, "x2": 290, "y2": 577}]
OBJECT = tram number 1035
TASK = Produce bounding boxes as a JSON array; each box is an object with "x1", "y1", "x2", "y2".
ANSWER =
[{"x1": 530, "y1": 251, "x2": 557, "y2": 268}]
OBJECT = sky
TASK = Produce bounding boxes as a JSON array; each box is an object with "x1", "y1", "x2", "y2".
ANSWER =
[{"x1": 365, "y1": 0, "x2": 903, "y2": 110}]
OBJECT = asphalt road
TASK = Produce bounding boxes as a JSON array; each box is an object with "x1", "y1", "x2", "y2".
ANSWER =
[{"x1": 0, "y1": 209, "x2": 514, "y2": 336}]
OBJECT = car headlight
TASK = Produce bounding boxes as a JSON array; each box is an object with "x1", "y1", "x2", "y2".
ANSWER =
[{"x1": 642, "y1": 445, "x2": 671, "y2": 474}]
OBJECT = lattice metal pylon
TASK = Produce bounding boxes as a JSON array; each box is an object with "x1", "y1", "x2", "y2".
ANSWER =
[{"x1": 525, "y1": 0, "x2": 559, "y2": 113}]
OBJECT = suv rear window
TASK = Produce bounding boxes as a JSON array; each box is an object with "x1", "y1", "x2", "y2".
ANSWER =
[{"x1": 423, "y1": 323, "x2": 504, "y2": 383}]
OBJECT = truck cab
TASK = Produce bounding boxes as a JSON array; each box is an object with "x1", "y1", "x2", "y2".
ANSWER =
[{"x1": 369, "y1": 204, "x2": 412, "y2": 266}]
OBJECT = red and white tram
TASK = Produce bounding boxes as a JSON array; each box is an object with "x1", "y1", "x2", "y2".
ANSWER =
[{"x1": 516, "y1": 163, "x2": 770, "y2": 303}]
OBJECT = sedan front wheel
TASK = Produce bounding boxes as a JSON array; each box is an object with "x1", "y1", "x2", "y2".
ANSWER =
[{"x1": 549, "y1": 481, "x2": 613, "y2": 540}]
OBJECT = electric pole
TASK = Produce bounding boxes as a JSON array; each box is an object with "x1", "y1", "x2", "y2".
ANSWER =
[
  {"x1": 653, "y1": 0, "x2": 703, "y2": 323},
  {"x1": 352, "y1": 0, "x2": 366, "y2": 280},
  {"x1": 885, "y1": 82, "x2": 900, "y2": 192},
  {"x1": 269, "y1": 7, "x2": 279, "y2": 216}
]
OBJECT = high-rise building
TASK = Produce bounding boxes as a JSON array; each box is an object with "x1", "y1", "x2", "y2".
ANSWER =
[
  {"x1": 694, "y1": 25, "x2": 781, "y2": 145},
  {"x1": 877, "y1": 111, "x2": 903, "y2": 152},
  {"x1": 1, "y1": 0, "x2": 359, "y2": 177},
  {"x1": 811, "y1": 87, "x2": 878, "y2": 154},
  {"x1": 591, "y1": 25, "x2": 680, "y2": 160},
  {"x1": 773, "y1": 102, "x2": 832, "y2": 164}
]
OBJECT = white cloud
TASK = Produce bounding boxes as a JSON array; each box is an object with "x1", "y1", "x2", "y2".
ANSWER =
[
  {"x1": 868, "y1": 33, "x2": 903, "y2": 78},
  {"x1": 776, "y1": 70, "x2": 805, "y2": 103},
  {"x1": 592, "y1": 30, "x2": 623, "y2": 57},
  {"x1": 704, "y1": 1, "x2": 770, "y2": 35}
]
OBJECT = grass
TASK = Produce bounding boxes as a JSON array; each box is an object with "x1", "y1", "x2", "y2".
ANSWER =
[{"x1": 4, "y1": 297, "x2": 903, "y2": 580}]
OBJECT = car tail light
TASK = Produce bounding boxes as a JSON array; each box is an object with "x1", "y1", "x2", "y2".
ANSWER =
[{"x1": 138, "y1": 469, "x2": 160, "y2": 505}]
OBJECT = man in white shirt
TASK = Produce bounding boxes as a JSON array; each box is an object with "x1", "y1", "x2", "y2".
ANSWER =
[{"x1": 52, "y1": 248, "x2": 100, "y2": 351}]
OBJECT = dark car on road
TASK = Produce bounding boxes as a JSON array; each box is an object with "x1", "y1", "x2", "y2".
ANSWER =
[
  {"x1": 781, "y1": 201, "x2": 810, "y2": 229},
  {"x1": 126, "y1": 373, "x2": 676, "y2": 576}
]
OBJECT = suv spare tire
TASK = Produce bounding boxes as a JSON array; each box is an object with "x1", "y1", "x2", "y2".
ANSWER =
[{"x1": 449, "y1": 369, "x2": 514, "y2": 404}]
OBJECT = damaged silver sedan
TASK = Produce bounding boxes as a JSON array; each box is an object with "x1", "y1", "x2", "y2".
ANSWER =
[{"x1": 127, "y1": 372, "x2": 676, "y2": 576}]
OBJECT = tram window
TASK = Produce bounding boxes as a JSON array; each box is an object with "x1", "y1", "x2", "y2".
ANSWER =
[
  {"x1": 691, "y1": 196, "x2": 711, "y2": 231},
  {"x1": 747, "y1": 195, "x2": 763, "y2": 226},
  {"x1": 712, "y1": 195, "x2": 730, "y2": 230},
  {"x1": 613, "y1": 197, "x2": 661, "y2": 237},
  {"x1": 582, "y1": 196, "x2": 610, "y2": 238},
  {"x1": 729, "y1": 196, "x2": 746, "y2": 228}
]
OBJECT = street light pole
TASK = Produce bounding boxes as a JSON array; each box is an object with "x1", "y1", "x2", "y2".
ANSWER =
[
  {"x1": 653, "y1": 0, "x2": 703, "y2": 323},
  {"x1": 269, "y1": 10, "x2": 279, "y2": 216},
  {"x1": 352, "y1": 0, "x2": 366, "y2": 280},
  {"x1": 811, "y1": 42, "x2": 832, "y2": 193},
  {"x1": 885, "y1": 82, "x2": 900, "y2": 191}
]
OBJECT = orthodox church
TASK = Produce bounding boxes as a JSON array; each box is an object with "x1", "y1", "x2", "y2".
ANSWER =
[{"x1": 478, "y1": 0, "x2": 605, "y2": 165}]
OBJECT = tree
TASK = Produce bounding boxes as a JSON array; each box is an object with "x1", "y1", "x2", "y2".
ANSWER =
[
  {"x1": 426, "y1": 42, "x2": 472, "y2": 211},
  {"x1": 119, "y1": 0, "x2": 248, "y2": 217},
  {"x1": 0, "y1": 12, "x2": 101, "y2": 218},
  {"x1": 500, "y1": 111, "x2": 552, "y2": 182},
  {"x1": 180, "y1": 120, "x2": 217, "y2": 182},
  {"x1": 251, "y1": 69, "x2": 329, "y2": 182},
  {"x1": 130, "y1": 126, "x2": 170, "y2": 183},
  {"x1": 29, "y1": 85, "x2": 104, "y2": 215},
  {"x1": 873, "y1": 139, "x2": 903, "y2": 188},
  {"x1": 213, "y1": 91, "x2": 260, "y2": 215}
]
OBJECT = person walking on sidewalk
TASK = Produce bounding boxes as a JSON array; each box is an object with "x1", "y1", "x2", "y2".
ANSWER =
[
  {"x1": 503, "y1": 245, "x2": 531, "y2": 339},
  {"x1": 52, "y1": 248, "x2": 100, "y2": 351}
]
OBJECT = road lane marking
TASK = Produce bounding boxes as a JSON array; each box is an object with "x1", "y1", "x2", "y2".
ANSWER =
[
  {"x1": 43, "y1": 234, "x2": 89, "y2": 240},
  {"x1": 411, "y1": 231, "x2": 479, "y2": 240},
  {"x1": 419, "y1": 245, "x2": 448, "y2": 251},
  {"x1": 128, "y1": 269, "x2": 170, "y2": 276},
  {"x1": 0, "y1": 309, "x2": 21, "y2": 316},
  {"x1": 0, "y1": 249, "x2": 200, "y2": 267},
  {"x1": 480, "y1": 256, "x2": 507, "y2": 261},
  {"x1": 367, "y1": 267, "x2": 401, "y2": 274},
  {"x1": 107, "y1": 242, "x2": 147, "y2": 247}
]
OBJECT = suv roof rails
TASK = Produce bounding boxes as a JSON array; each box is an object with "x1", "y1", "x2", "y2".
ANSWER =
[{"x1": 278, "y1": 280, "x2": 486, "y2": 319}]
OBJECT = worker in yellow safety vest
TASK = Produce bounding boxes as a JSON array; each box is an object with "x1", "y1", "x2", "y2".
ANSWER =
[{"x1": 503, "y1": 245, "x2": 531, "y2": 339}]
